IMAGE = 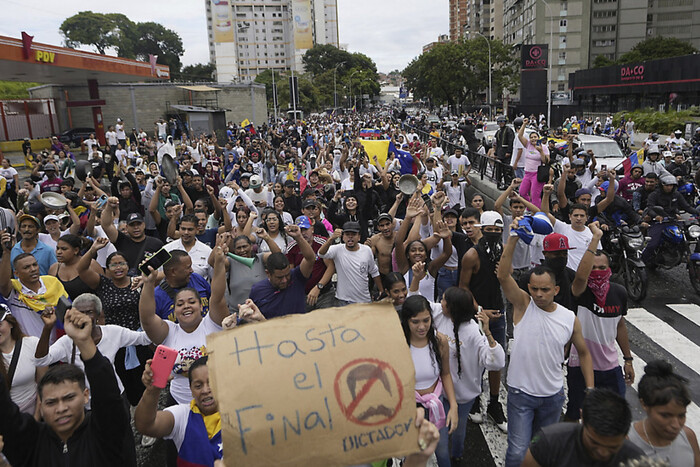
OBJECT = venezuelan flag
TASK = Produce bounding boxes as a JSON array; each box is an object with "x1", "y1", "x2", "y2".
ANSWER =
[
  {"x1": 359, "y1": 140, "x2": 390, "y2": 167},
  {"x1": 621, "y1": 149, "x2": 645, "y2": 176}
]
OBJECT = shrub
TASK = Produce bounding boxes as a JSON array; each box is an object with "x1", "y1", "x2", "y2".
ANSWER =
[{"x1": 613, "y1": 107, "x2": 700, "y2": 134}]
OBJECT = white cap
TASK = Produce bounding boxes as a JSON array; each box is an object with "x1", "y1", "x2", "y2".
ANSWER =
[
  {"x1": 219, "y1": 186, "x2": 235, "y2": 199},
  {"x1": 249, "y1": 174, "x2": 263, "y2": 188},
  {"x1": 476, "y1": 211, "x2": 504, "y2": 228},
  {"x1": 43, "y1": 214, "x2": 60, "y2": 224}
]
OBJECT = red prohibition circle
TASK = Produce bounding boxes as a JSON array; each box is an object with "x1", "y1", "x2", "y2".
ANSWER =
[{"x1": 333, "y1": 357, "x2": 404, "y2": 427}]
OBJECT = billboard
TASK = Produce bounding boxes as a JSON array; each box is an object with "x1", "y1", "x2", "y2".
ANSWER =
[
  {"x1": 522, "y1": 44, "x2": 548, "y2": 70},
  {"x1": 293, "y1": 0, "x2": 314, "y2": 50},
  {"x1": 211, "y1": 0, "x2": 235, "y2": 43}
]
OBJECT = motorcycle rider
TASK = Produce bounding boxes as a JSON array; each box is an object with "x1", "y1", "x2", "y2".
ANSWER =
[
  {"x1": 666, "y1": 152, "x2": 691, "y2": 180},
  {"x1": 632, "y1": 172, "x2": 659, "y2": 216},
  {"x1": 641, "y1": 174, "x2": 699, "y2": 265},
  {"x1": 619, "y1": 165, "x2": 644, "y2": 202},
  {"x1": 666, "y1": 130, "x2": 690, "y2": 152},
  {"x1": 642, "y1": 149, "x2": 671, "y2": 178}
]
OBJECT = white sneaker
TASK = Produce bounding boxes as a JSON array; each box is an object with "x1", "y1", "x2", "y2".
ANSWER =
[{"x1": 469, "y1": 398, "x2": 483, "y2": 424}]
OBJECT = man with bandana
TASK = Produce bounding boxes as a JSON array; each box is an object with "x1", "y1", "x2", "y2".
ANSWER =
[
  {"x1": 565, "y1": 238, "x2": 635, "y2": 422},
  {"x1": 459, "y1": 211, "x2": 508, "y2": 432}
]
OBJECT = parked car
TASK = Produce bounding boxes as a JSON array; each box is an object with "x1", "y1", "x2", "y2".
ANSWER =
[
  {"x1": 57, "y1": 127, "x2": 95, "y2": 147},
  {"x1": 574, "y1": 135, "x2": 627, "y2": 172}
]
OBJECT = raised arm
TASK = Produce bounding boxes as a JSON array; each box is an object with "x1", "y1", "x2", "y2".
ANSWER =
[
  {"x1": 285, "y1": 225, "x2": 315, "y2": 278},
  {"x1": 595, "y1": 172, "x2": 616, "y2": 213},
  {"x1": 0, "y1": 231, "x2": 14, "y2": 298},
  {"x1": 101, "y1": 196, "x2": 120, "y2": 243},
  {"x1": 497, "y1": 222, "x2": 531, "y2": 318},
  {"x1": 175, "y1": 177, "x2": 193, "y2": 213},
  {"x1": 494, "y1": 179, "x2": 521, "y2": 214},
  {"x1": 138, "y1": 267, "x2": 170, "y2": 345},
  {"x1": 517, "y1": 117, "x2": 529, "y2": 147},
  {"x1": 76, "y1": 237, "x2": 109, "y2": 290},
  {"x1": 208, "y1": 245, "x2": 229, "y2": 326},
  {"x1": 134, "y1": 361, "x2": 175, "y2": 438},
  {"x1": 427, "y1": 221, "x2": 452, "y2": 278}
]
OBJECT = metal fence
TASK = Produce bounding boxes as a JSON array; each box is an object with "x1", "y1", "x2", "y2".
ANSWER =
[
  {"x1": 0, "y1": 99, "x2": 58, "y2": 141},
  {"x1": 402, "y1": 122, "x2": 512, "y2": 187}
]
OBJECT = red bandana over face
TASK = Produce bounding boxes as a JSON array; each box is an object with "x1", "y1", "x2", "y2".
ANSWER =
[{"x1": 588, "y1": 268, "x2": 612, "y2": 306}]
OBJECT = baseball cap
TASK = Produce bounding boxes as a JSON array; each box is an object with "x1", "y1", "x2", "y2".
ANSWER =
[
  {"x1": 249, "y1": 174, "x2": 263, "y2": 188},
  {"x1": 376, "y1": 213, "x2": 393, "y2": 224},
  {"x1": 239, "y1": 172, "x2": 251, "y2": 180},
  {"x1": 342, "y1": 221, "x2": 361, "y2": 233},
  {"x1": 43, "y1": 163, "x2": 57, "y2": 171},
  {"x1": 295, "y1": 215, "x2": 312, "y2": 229},
  {"x1": 284, "y1": 179, "x2": 295, "y2": 187},
  {"x1": 219, "y1": 186, "x2": 235, "y2": 200},
  {"x1": 302, "y1": 199, "x2": 319, "y2": 209},
  {"x1": 127, "y1": 213, "x2": 144, "y2": 224},
  {"x1": 18, "y1": 214, "x2": 41, "y2": 227},
  {"x1": 543, "y1": 232, "x2": 575, "y2": 252},
  {"x1": 475, "y1": 211, "x2": 504, "y2": 228},
  {"x1": 43, "y1": 214, "x2": 60, "y2": 225},
  {"x1": 451, "y1": 169, "x2": 459, "y2": 176}
]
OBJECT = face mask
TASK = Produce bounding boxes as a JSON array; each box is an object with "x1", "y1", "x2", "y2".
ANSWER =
[
  {"x1": 588, "y1": 268, "x2": 612, "y2": 306},
  {"x1": 480, "y1": 232, "x2": 503, "y2": 264},
  {"x1": 544, "y1": 256, "x2": 567, "y2": 275}
]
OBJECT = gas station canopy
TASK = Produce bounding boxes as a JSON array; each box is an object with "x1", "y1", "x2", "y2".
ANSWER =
[{"x1": 0, "y1": 34, "x2": 170, "y2": 84}]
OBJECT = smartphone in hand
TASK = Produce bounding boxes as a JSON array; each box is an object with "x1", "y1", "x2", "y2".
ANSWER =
[
  {"x1": 55, "y1": 296, "x2": 72, "y2": 324},
  {"x1": 151, "y1": 345, "x2": 178, "y2": 389},
  {"x1": 139, "y1": 248, "x2": 172, "y2": 276}
]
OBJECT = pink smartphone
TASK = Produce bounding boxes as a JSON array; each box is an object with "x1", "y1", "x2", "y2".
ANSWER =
[{"x1": 151, "y1": 345, "x2": 178, "y2": 389}]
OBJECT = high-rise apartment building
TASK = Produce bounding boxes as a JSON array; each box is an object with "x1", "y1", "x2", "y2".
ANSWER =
[
  {"x1": 206, "y1": 0, "x2": 339, "y2": 83},
  {"x1": 502, "y1": 0, "x2": 700, "y2": 95},
  {"x1": 450, "y1": 0, "x2": 504, "y2": 41}
]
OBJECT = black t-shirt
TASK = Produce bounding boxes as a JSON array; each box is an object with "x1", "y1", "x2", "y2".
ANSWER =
[
  {"x1": 530, "y1": 423, "x2": 643, "y2": 467},
  {"x1": 575, "y1": 282, "x2": 628, "y2": 318},
  {"x1": 114, "y1": 231, "x2": 164, "y2": 275}
]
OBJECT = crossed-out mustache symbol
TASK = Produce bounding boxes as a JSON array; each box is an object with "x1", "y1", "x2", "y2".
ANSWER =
[{"x1": 346, "y1": 363, "x2": 395, "y2": 421}]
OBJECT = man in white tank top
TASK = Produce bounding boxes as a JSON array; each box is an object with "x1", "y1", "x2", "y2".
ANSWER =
[{"x1": 498, "y1": 218, "x2": 595, "y2": 467}]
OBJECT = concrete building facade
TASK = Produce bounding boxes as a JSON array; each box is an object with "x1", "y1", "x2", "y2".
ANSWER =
[
  {"x1": 27, "y1": 82, "x2": 267, "y2": 135},
  {"x1": 206, "y1": 0, "x2": 339, "y2": 84}
]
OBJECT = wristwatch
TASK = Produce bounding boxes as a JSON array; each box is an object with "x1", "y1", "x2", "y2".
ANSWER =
[{"x1": 317, "y1": 283, "x2": 325, "y2": 290}]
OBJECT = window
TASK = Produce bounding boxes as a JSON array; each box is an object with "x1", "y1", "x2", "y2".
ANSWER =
[
  {"x1": 594, "y1": 39, "x2": 615, "y2": 46},
  {"x1": 593, "y1": 10, "x2": 617, "y2": 18},
  {"x1": 557, "y1": 83, "x2": 566, "y2": 91},
  {"x1": 560, "y1": 35, "x2": 566, "y2": 43},
  {"x1": 558, "y1": 51, "x2": 567, "y2": 60},
  {"x1": 559, "y1": 19, "x2": 567, "y2": 26},
  {"x1": 593, "y1": 24, "x2": 616, "y2": 32}
]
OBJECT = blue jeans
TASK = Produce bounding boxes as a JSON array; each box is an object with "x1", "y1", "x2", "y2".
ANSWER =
[
  {"x1": 436, "y1": 268, "x2": 459, "y2": 301},
  {"x1": 514, "y1": 167, "x2": 525, "y2": 179},
  {"x1": 565, "y1": 365, "x2": 625, "y2": 420},
  {"x1": 440, "y1": 398, "x2": 477, "y2": 459},
  {"x1": 505, "y1": 386, "x2": 565, "y2": 467},
  {"x1": 490, "y1": 311, "x2": 507, "y2": 349}
]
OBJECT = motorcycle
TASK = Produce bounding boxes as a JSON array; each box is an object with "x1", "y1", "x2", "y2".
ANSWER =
[
  {"x1": 605, "y1": 223, "x2": 648, "y2": 301},
  {"x1": 677, "y1": 177, "x2": 700, "y2": 208},
  {"x1": 645, "y1": 214, "x2": 700, "y2": 295}
]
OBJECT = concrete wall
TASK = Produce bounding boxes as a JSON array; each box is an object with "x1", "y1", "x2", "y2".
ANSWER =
[{"x1": 28, "y1": 82, "x2": 268, "y2": 135}]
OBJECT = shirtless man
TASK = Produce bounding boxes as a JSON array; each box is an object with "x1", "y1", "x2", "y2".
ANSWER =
[{"x1": 366, "y1": 213, "x2": 396, "y2": 278}]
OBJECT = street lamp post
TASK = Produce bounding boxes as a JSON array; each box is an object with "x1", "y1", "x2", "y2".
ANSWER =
[
  {"x1": 333, "y1": 61, "x2": 346, "y2": 109},
  {"x1": 348, "y1": 70, "x2": 360, "y2": 109},
  {"x1": 540, "y1": 0, "x2": 554, "y2": 128},
  {"x1": 476, "y1": 32, "x2": 492, "y2": 120}
]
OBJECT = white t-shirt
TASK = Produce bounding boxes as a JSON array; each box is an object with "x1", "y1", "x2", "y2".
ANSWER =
[
  {"x1": 0, "y1": 167, "x2": 18, "y2": 185},
  {"x1": 115, "y1": 149, "x2": 127, "y2": 165},
  {"x1": 446, "y1": 155, "x2": 470, "y2": 175},
  {"x1": 157, "y1": 122, "x2": 168, "y2": 136},
  {"x1": 429, "y1": 147, "x2": 445, "y2": 161},
  {"x1": 83, "y1": 138, "x2": 98, "y2": 154},
  {"x1": 164, "y1": 239, "x2": 213, "y2": 281},
  {"x1": 162, "y1": 314, "x2": 222, "y2": 404},
  {"x1": 33, "y1": 325, "x2": 151, "y2": 395},
  {"x1": 423, "y1": 167, "x2": 443, "y2": 192},
  {"x1": 105, "y1": 131, "x2": 118, "y2": 146},
  {"x1": 426, "y1": 301, "x2": 505, "y2": 403},
  {"x1": 319, "y1": 244, "x2": 379, "y2": 303},
  {"x1": 445, "y1": 182, "x2": 468, "y2": 209},
  {"x1": 3, "y1": 336, "x2": 42, "y2": 414},
  {"x1": 511, "y1": 137, "x2": 525, "y2": 167},
  {"x1": 38, "y1": 229, "x2": 69, "y2": 252},
  {"x1": 257, "y1": 232, "x2": 289, "y2": 253},
  {"x1": 115, "y1": 123, "x2": 126, "y2": 140},
  {"x1": 553, "y1": 221, "x2": 600, "y2": 270},
  {"x1": 359, "y1": 164, "x2": 378, "y2": 178},
  {"x1": 245, "y1": 187, "x2": 269, "y2": 206}
]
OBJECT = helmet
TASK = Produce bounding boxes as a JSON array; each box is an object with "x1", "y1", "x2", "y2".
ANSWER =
[
  {"x1": 496, "y1": 116, "x2": 507, "y2": 123},
  {"x1": 660, "y1": 174, "x2": 677, "y2": 186},
  {"x1": 513, "y1": 117, "x2": 524, "y2": 129},
  {"x1": 652, "y1": 133, "x2": 659, "y2": 140},
  {"x1": 678, "y1": 183, "x2": 695, "y2": 195},
  {"x1": 674, "y1": 130, "x2": 682, "y2": 136},
  {"x1": 662, "y1": 225, "x2": 684, "y2": 244}
]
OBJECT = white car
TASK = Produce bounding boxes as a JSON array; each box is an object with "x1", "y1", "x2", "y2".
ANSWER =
[
  {"x1": 574, "y1": 135, "x2": 627, "y2": 172},
  {"x1": 480, "y1": 121, "x2": 501, "y2": 147}
]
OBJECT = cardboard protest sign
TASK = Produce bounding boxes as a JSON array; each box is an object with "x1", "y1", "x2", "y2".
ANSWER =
[{"x1": 206, "y1": 303, "x2": 418, "y2": 466}]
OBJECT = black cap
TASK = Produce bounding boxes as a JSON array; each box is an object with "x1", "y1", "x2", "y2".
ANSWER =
[
  {"x1": 376, "y1": 213, "x2": 393, "y2": 223},
  {"x1": 284, "y1": 179, "x2": 295, "y2": 187},
  {"x1": 342, "y1": 221, "x2": 361, "y2": 233},
  {"x1": 127, "y1": 213, "x2": 144, "y2": 224},
  {"x1": 645, "y1": 172, "x2": 659, "y2": 179},
  {"x1": 443, "y1": 208, "x2": 460, "y2": 218},
  {"x1": 302, "y1": 199, "x2": 319, "y2": 209}
]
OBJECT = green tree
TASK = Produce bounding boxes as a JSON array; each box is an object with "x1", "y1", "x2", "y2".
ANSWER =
[
  {"x1": 180, "y1": 63, "x2": 216, "y2": 82},
  {"x1": 133, "y1": 22, "x2": 184, "y2": 75},
  {"x1": 302, "y1": 44, "x2": 352, "y2": 76},
  {"x1": 402, "y1": 38, "x2": 518, "y2": 111},
  {"x1": 60, "y1": 11, "x2": 118, "y2": 54},
  {"x1": 254, "y1": 70, "x2": 321, "y2": 112},
  {"x1": 618, "y1": 36, "x2": 697, "y2": 64},
  {"x1": 59, "y1": 12, "x2": 184, "y2": 77},
  {"x1": 593, "y1": 54, "x2": 615, "y2": 68}
]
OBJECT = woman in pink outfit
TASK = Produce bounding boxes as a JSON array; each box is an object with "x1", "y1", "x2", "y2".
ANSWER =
[{"x1": 516, "y1": 117, "x2": 550, "y2": 208}]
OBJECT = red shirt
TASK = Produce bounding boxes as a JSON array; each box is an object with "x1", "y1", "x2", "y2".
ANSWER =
[{"x1": 285, "y1": 235, "x2": 328, "y2": 294}]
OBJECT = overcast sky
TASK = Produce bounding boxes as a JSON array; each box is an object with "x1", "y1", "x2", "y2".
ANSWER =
[{"x1": 0, "y1": 0, "x2": 448, "y2": 74}]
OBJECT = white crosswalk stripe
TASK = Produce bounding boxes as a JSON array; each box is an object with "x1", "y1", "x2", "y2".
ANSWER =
[{"x1": 476, "y1": 303, "x2": 700, "y2": 467}]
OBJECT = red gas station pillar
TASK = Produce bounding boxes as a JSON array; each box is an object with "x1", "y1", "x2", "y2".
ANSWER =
[{"x1": 88, "y1": 79, "x2": 105, "y2": 145}]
